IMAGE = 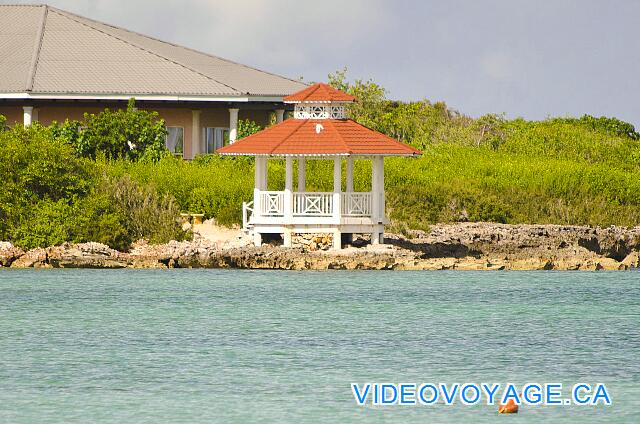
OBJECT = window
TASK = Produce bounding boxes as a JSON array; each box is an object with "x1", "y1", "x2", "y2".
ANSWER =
[
  {"x1": 165, "y1": 127, "x2": 184, "y2": 156},
  {"x1": 203, "y1": 127, "x2": 229, "y2": 153}
]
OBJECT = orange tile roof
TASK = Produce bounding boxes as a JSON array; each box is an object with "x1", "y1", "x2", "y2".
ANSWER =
[
  {"x1": 283, "y1": 83, "x2": 356, "y2": 103},
  {"x1": 217, "y1": 119, "x2": 422, "y2": 156}
]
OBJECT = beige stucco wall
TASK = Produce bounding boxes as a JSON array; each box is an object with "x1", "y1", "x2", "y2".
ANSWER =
[
  {"x1": 39, "y1": 105, "x2": 111, "y2": 123},
  {"x1": 240, "y1": 109, "x2": 273, "y2": 127},
  {"x1": 146, "y1": 106, "x2": 195, "y2": 158},
  {"x1": 0, "y1": 103, "x2": 274, "y2": 158},
  {"x1": 0, "y1": 106, "x2": 24, "y2": 126}
]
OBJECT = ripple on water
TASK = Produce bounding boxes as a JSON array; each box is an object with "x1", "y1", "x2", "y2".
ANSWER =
[{"x1": 0, "y1": 269, "x2": 638, "y2": 423}]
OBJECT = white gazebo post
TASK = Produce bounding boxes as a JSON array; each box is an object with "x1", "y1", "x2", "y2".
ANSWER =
[
  {"x1": 191, "y1": 109, "x2": 201, "y2": 158},
  {"x1": 252, "y1": 156, "x2": 268, "y2": 246},
  {"x1": 23, "y1": 106, "x2": 33, "y2": 126},
  {"x1": 379, "y1": 158, "x2": 385, "y2": 233},
  {"x1": 275, "y1": 109, "x2": 285, "y2": 123},
  {"x1": 346, "y1": 156, "x2": 354, "y2": 192},
  {"x1": 229, "y1": 108, "x2": 239, "y2": 143},
  {"x1": 298, "y1": 157, "x2": 306, "y2": 191},
  {"x1": 333, "y1": 157, "x2": 342, "y2": 249},
  {"x1": 284, "y1": 156, "x2": 294, "y2": 247},
  {"x1": 343, "y1": 156, "x2": 355, "y2": 246},
  {"x1": 253, "y1": 157, "x2": 267, "y2": 212},
  {"x1": 371, "y1": 156, "x2": 384, "y2": 244}
]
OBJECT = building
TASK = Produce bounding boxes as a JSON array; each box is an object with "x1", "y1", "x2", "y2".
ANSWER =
[
  {"x1": 217, "y1": 83, "x2": 422, "y2": 249},
  {"x1": 0, "y1": 4, "x2": 306, "y2": 158}
]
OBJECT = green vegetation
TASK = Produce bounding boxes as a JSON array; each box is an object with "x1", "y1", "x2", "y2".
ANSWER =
[
  {"x1": 327, "y1": 68, "x2": 640, "y2": 232},
  {"x1": 1, "y1": 73, "x2": 639, "y2": 250},
  {"x1": 106, "y1": 155, "x2": 255, "y2": 228},
  {"x1": 51, "y1": 98, "x2": 168, "y2": 162},
  {"x1": 237, "y1": 118, "x2": 263, "y2": 139},
  {"x1": 0, "y1": 123, "x2": 187, "y2": 251}
]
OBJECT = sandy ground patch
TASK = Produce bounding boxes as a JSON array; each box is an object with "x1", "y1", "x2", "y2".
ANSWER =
[{"x1": 191, "y1": 219, "x2": 251, "y2": 248}]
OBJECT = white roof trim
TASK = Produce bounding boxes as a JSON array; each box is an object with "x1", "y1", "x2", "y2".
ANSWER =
[
  {"x1": 247, "y1": 96, "x2": 289, "y2": 102},
  {"x1": 284, "y1": 100, "x2": 353, "y2": 104},
  {"x1": 217, "y1": 153, "x2": 419, "y2": 158},
  {"x1": 0, "y1": 93, "x2": 286, "y2": 103}
]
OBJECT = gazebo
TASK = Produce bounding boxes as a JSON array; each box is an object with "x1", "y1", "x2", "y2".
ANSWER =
[{"x1": 217, "y1": 83, "x2": 421, "y2": 249}]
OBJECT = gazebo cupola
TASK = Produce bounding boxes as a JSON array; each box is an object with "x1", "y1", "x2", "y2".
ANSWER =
[
  {"x1": 289, "y1": 82, "x2": 354, "y2": 120},
  {"x1": 217, "y1": 83, "x2": 421, "y2": 249}
]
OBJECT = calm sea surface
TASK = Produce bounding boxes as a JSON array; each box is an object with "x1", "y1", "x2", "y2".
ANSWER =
[{"x1": 0, "y1": 270, "x2": 638, "y2": 423}]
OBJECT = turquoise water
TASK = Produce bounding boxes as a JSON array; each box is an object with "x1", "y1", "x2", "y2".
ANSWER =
[{"x1": 0, "y1": 270, "x2": 638, "y2": 423}]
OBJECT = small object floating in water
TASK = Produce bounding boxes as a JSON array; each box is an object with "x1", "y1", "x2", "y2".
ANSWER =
[{"x1": 498, "y1": 398, "x2": 519, "y2": 414}]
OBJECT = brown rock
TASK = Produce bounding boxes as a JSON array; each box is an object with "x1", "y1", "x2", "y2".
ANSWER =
[
  {"x1": 6, "y1": 223, "x2": 639, "y2": 270},
  {"x1": 622, "y1": 251, "x2": 640, "y2": 268},
  {"x1": 11, "y1": 248, "x2": 49, "y2": 268},
  {"x1": 0, "y1": 242, "x2": 24, "y2": 267}
]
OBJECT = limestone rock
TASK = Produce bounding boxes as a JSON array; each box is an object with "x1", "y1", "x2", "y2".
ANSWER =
[
  {"x1": 292, "y1": 233, "x2": 333, "y2": 251},
  {"x1": 5, "y1": 223, "x2": 640, "y2": 270},
  {"x1": 54, "y1": 242, "x2": 124, "y2": 268},
  {"x1": 11, "y1": 243, "x2": 124, "y2": 268},
  {"x1": 0, "y1": 242, "x2": 24, "y2": 267},
  {"x1": 622, "y1": 251, "x2": 640, "y2": 268},
  {"x1": 11, "y1": 247, "x2": 49, "y2": 268}
]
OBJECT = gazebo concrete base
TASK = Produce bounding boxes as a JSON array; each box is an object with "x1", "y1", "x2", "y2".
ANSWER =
[{"x1": 251, "y1": 223, "x2": 385, "y2": 250}]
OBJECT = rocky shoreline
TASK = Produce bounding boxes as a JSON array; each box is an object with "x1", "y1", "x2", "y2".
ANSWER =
[{"x1": 2, "y1": 223, "x2": 640, "y2": 270}]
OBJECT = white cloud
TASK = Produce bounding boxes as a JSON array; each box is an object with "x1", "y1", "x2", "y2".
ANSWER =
[
  {"x1": 2, "y1": 0, "x2": 639, "y2": 125},
  {"x1": 189, "y1": 0, "x2": 389, "y2": 68},
  {"x1": 43, "y1": 1, "x2": 386, "y2": 66},
  {"x1": 41, "y1": 0, "x2": 390, "y2": 79}
]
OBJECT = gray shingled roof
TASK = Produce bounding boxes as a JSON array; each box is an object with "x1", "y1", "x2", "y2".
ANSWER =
[{"x1": 0, "y1": 4, "x2": 307, "y2": 97}]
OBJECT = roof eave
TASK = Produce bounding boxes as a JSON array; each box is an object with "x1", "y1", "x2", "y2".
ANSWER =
[
  {"x1": 217, "y1": 152, "x2": 421, "y2": 157},
  {"x1": 0, "y1": 92, "x2": 294, "y2": 103}
]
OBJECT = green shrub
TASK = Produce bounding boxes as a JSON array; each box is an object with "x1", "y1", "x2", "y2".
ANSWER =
[
  {"x1": 382, "y1": 145, "x2": 640, "y2": 227},
  {"x1": 326, "y1": 69, "x2": 640, "y2": 229},
  {"x1": 0, "y1": 124, "x2": 95, "y2": 241},
  {"x1": 0, "y1": 123, "x2": 95, "y2": 201},
  {"x1": 104, "y1": 140, "x2": 640, "y2": 230},
  {"x1": 573, "y1": 115, "x2": 639, "y2": 140},
  {"x1": 73, "y1": 192, "x2": 131, "y2": 251},
  {"x1": 0, "y1": 123, "x2": 187, "y2": 250},
  {"x1": 10, "y1": 199, "x2": 75, "y2": 250},
  {"x1": 10, "y1": 194, "x2": 132, "y2": 251},
  {"x1": 53, "y1": 98, "x2": 169, "y2": 161},
  {"x1": 105, "y1": 155, "x2": 255, "y2": 226},
  {"x1": 4, "y1": 74, "x2": 640, "y2": 249},
  {"x1": 237, "y1": 119, "x2": 263, "y2": 139},
  {"x1": 96, "y1": 174, "x2": 188, "y2": 245}
]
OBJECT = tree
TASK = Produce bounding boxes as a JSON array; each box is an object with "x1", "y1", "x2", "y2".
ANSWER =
[
  {"x1": 328, "y1": 67, "x2": 388, "y2": 130},
  {"x1": 54, "y1": 98, "x2": 169, "y2": 161},
  {"x1": 473, "y1": 113, "x2": 508, "y2": 149},
  {"x1": 327, "y1": 68, "x2": 471, "y2": 149},
  {"x1": 0, "y1": 123, "x2": 95, "y2": 241},
  {"x1": 577, "y1": 115, "x2": 639, "y2": 140},
  {"x1": 237, "y1": 119, "x2": 262, "y2": 140}
]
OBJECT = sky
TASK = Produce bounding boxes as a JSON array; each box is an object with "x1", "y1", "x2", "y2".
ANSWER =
[{"x1": 4, "y1": 0, "x2": 639, "y2": 126}]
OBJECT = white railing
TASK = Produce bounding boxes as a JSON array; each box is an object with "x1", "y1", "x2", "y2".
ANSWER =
[
  {"x1": 293, "y1": 192, "x2": 334, "y2": 216},
  {"x1": 242, "y1": 200, "x2": 254, "y2": 230},
  {"x1": 342, "y1": 192, "x2": 372, "y2": 217},
  {"x1": 254, "y1": 191, "x2": 374, "y2": 218},
  {"x1": 294, "y1": 103, "x2": 346, "y2": 119},
  {"x1": 259, "y1": 191, "x2": 284, "y2": 216}
]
